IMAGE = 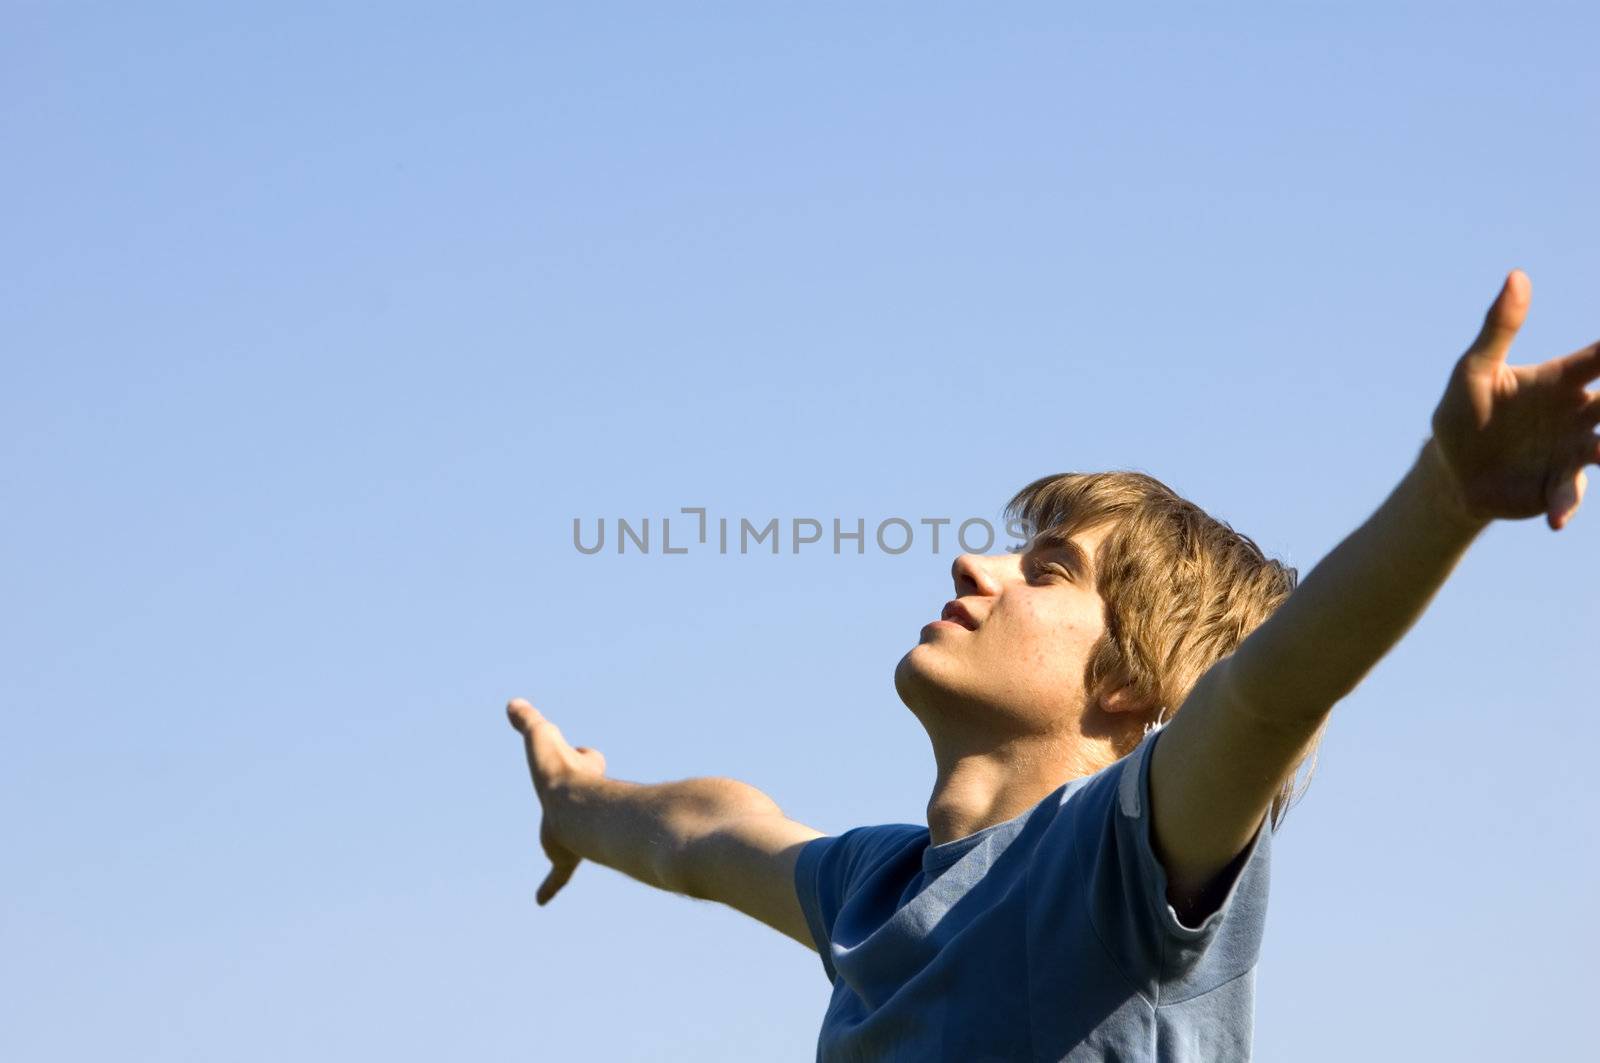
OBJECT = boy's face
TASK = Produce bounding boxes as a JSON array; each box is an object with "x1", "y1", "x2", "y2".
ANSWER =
[{"x1": 895, "y1": 522, "x2": 1119, "y2": 733}]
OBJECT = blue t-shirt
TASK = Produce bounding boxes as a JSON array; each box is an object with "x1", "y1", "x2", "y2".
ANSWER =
[{"x1": 793, "y1": 729, "x2": 1272, "y2": 1062}]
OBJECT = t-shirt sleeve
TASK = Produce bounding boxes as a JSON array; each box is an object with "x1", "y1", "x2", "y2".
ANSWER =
[
  {"x1": 793, "y1": 823, "x2": 926, "y2": 982},
  {"x1": 1073, "y1": 726, "x2": 1273, "y2": 998}
]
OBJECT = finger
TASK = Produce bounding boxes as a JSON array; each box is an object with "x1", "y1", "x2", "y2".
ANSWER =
[
  {"x1": 508, "y1": 699, "x2": 575, "y2": 783},
  {"x1": 508, "y1": 698, "x2": 565, "y2": 749},
  {"x1": 1552, "y1": 341, "x2": 1600, "y2": 387},
  {"x1": 574, "y1": 746, "x2": 607, "y2": 774},
  {"x1": 536, "y1": 859, "x2": 576, "y2": 906},
  {"x1": 506, "y1": 698, "x2": 543, "y2": 733},
  {"x1": 1583, "y1": 391, "x2": 1600, "y2": 430},
  {"x1": 1547, "y1": 467, "x2": 1587, "y2": 531},
  {"x1": 1465, "y1": 269, "x2": 1530, "y2": 366},
  {"x1": 1546, "y1": 434, "x2": 1600, "y2": 530}
]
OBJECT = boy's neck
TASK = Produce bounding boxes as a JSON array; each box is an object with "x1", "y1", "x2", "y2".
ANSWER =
[{"x1": 924, "y1": 731, "x2": 1115, "y2": 847}]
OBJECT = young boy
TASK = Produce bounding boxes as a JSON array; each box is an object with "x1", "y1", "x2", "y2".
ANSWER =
[{"x1": 507, "y1": 270, "x2": 1599, "y2": 1060}]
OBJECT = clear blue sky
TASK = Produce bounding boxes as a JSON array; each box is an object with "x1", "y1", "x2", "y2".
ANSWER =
[{"x1": 5, "y1": 4, "x2": 1597, "y2": 1060}]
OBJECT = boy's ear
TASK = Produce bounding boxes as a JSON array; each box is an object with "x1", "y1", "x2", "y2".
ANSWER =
[{"x1": 1098, "y1": 681, "x2": 1159, "y2": 718}]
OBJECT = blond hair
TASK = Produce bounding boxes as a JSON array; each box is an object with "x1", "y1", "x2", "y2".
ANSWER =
[{"x1": 1005, "y1": 469, "x2": 1317, "y2": 828}]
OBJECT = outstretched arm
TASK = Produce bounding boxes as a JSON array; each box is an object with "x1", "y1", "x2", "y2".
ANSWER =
[
  {"x1": 505, "y1": 699, "x2": 823, "y2": 948},
  {"x1": 1148, "y1": 270, "x2": 1600, "y2": 921}
]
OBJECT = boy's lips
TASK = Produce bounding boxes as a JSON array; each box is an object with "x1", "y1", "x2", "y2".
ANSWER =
[{"x1": 940, "y1": 600, "x2": 979, "y2": 631}]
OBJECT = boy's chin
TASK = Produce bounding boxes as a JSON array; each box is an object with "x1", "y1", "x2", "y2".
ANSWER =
[{"x1": 894, "y1": 646, "x2": 964, "y2": 704}]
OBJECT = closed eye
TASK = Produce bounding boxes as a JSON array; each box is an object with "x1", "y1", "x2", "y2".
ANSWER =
[{"x1": 1028, "y1": 558, "x2": 1073, "y2": 582}]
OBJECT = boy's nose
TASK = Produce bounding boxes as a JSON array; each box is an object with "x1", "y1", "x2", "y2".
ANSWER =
[{"x1": 951, "y1": 552, "x2": 1000, "y2": 597}]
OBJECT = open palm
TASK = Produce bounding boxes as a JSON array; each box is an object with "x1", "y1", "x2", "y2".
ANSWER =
[
  {"x1": 507, "y1": 698, "x2": 608, "y2": 906},
  {"x1": 1430, "y1": 270, "x2": 1600, "y2": 530}
]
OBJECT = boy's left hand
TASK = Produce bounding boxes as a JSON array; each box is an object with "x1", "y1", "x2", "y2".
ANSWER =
[{"x1": 1430, "y1": 269, "x2": 1600, "y2": 530}]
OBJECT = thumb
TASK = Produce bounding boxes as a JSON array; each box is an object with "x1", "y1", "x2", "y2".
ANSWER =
[
  {"x1": 536, "y1": 858, "x2": 576, "y2": 906},
  {"x1": 1465, "y1": 269, "x2": 1530, "y2": 365}
]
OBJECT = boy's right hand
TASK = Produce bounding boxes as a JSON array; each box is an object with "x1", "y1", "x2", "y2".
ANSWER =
[{"x1": 506, "y1": 698, "x2": 608, "y2": 906}]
